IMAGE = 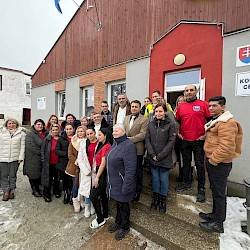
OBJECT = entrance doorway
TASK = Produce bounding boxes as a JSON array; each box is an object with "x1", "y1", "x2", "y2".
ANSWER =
[
  {"x1": 166, "y1": 91, "x2": 184, "y2": 111},
  {"x1": 22, "y1": 108, "x2": 31, "y2": 125}
]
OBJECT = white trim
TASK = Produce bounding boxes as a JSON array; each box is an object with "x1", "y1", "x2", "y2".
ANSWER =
[
  {"x1": 107, "y1": 79, "x2": 126, "y2": 107},
  {"x1": 82, "y1": 86, "x2": 94, "y2": 117}
]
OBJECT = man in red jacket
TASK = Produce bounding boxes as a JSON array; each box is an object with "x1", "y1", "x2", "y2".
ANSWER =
[{"x1": 175, "y1": 85, "x2": 211, "y2": 203}]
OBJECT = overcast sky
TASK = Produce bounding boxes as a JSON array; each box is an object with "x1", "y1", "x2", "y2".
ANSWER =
[{"x1": 0, "y1": 0, "x2": 84, "y2": 74}]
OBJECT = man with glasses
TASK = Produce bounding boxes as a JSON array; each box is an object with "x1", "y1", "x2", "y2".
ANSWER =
[{"x1": 101, "y1": 101, "x2": 113, "y2": 128}]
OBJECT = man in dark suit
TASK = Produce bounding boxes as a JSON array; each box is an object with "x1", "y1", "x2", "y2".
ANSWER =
[{"x1": 124, "y1": 100, "x2": 149, "y2": 202}]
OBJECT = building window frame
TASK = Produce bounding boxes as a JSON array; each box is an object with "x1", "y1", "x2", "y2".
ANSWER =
[
  {"x1": 58, "y1": 91, "x2": 66, "y2": 119},
  {"x1": 107, "y1": 79, "x2": 126, "y2": 109},
  {"x1": 82, "y1": 86, "x2": 94, "y2": 117},
  {"x1": 25, "y1": 82, "x2": 31, "y2": 95},
  {"x1": 0, "y1": 75, "x2": 2, "y2": 90}
]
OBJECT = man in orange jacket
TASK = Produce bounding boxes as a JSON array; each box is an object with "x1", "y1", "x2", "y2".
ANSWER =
[{"x1": 199, "y1": 96, "x2": 243, "y2": 233}]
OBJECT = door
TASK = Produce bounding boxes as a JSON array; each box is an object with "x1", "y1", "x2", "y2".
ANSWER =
[
  {"x1": 164, "y1": 68, "x2": 205, "y2": 108},
  {"x1": 22, "y1": 108, "x2": 31, "y2": 125}
]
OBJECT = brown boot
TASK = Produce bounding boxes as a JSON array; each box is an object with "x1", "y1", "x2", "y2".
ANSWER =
[
  {"x1": 9, "y1": 189, "x2": 15, "y2": 199},
  {"x1": 2, "y1": 192, "x2": 10, "y2": 201}
]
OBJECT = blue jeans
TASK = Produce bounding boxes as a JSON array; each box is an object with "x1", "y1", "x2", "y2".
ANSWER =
[
  {"x1": 150, "y1": 165, "x2": 169, "y2": 196},
  {"x1": 71, "y1": 177, "x2": 78, "y2": 198}
]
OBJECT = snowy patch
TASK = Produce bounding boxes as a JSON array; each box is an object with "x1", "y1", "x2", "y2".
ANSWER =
[
  {"x1": 179, "y1": 204, "x2": 200, "y2": 215},
  {"x1": 220, "y1": 197, "x2": 250, "y2": 250},
  {"x1": 130, "y1": 228, "x2": 165, "y2": 250},
  {"x1": 177, "y1": 193, "x2": 197, "y2": 203}
]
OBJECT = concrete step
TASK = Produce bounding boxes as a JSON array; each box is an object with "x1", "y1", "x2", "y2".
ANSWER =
[{"x1": 109, "y1": 167, "x2": 219, "y2": 249}]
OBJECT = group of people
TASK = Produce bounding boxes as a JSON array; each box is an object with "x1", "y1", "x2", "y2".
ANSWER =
[{"x1": 0, "y1": 84, "x2": 243, "y2": 240}]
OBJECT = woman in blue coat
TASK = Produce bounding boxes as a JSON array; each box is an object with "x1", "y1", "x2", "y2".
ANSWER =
[{"x1": 106, "y1": 123, "x2": 137, "y2": 241}]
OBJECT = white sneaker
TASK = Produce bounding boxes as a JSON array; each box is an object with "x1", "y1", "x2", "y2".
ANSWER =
[{"x1": 84, "y1": 204, "x2": 91, "y2": 218}]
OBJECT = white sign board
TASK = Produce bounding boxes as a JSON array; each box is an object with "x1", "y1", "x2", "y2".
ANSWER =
[
  {"x1": 236, "y1": 44, "x2": 250, "y2": 67},
  {"x1": 235, "y1": 72, "x2": 250, "y2": 96},
  {"x1": 37, "y1": 97, "x2": 46, "y2": 110}
]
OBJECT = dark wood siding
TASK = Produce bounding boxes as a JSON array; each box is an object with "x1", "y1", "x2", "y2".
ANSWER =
[{"x1": 32, "y1": 0, "x2": 250, "y2": 86}]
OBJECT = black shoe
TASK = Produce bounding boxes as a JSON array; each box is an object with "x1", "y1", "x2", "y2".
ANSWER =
[
  {"x1": 175, "y1": 183, "x2": 191, "y2": 192},
  {"x1": 150, "y1": 192, "x2": 159, "y2": 210},
  {"x1": 115, "y1": 228, "x2": 130, "y2": 241},
  {"x1": 199, "y1": 221, "x2": 224, "y2": 233},
  {"x1": 176, "y1": 176, "x2": 183, "y2": 182},
  {"x1": 43, "y1": 195, "x2": 52, "y2": 203},
  {"x1": 55, "y1": 193, "x2": 61, "y2": 198},
  {"x1": 69, "y1": 192, "x2": 73, "y2": 205},
  {"x1": 63, "y1": 191, "x2": 70, "y2": 204},
  {"x1": 133, "y1": 193, "x2": 141, "y2": 203},
  {"x1": 108, "y1": 223, "x2": 121, "y2": 233},
  {"x1": 197, "y1": 188, "x2": 206, "y2": 203},
  {"x1": 32, "y1": 190, "x2": 42, "y2": 197},
  {"x1": 199, "y1": 212, "x2": 214, "y2": 222},
  {"x1": 159, "y1": 195, "x2": 166, "y2": 213}
]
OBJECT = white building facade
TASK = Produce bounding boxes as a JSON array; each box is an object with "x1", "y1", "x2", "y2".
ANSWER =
[{"x1": 0, "y1": 67, "x2": 31, "y2": 126}]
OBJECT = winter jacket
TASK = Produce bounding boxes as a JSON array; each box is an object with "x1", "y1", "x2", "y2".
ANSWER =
[
  {"x1": 112, "y1": 102, "x2": 131, "y2": 125},
  {"x1": 124, "y1": 114, "x2": 149, "y2": 155},
  {"x1": 41, "y1": 135, "x2": 57, "y2": 187},
  {"x1": 65, "y1": 135, "x2": 84, "y2": 177},
  {"x1": 145, "y1": 116, "x2": 176, "y2": 168},
  {"x1": 106, "y1": 135, "x2": 137, "y2": 202},
  {"x1": 204, "y1": 111, "x2": 243, "y2": 166},
  {"x1": 23, "y1": 126, "x2": 48, "y2": 179},
  {"x1": 101, "y1": 110, "x2": 113, "y2": 128},
  {"x1": 0, "y1": 127, "x2": 26, "y2": 163},
  {"x1": 55, "y1": 132, "x2": 70, "y2": 172},
  {"x1": 77, "y1": 139, "x2": 96, "y2": 198}
]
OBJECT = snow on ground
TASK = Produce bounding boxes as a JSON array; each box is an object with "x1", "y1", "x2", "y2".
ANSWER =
[
  {"x1": 180, "y1": 194, "x2": 250, "y2": 250},
  {"x1": 220, "y1": 197, "x2": 250, "y2": 250}
]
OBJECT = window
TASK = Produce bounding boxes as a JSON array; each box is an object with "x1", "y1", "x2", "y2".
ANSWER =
[
  {"x1": 25, "y1": 82, "x2": 31, "y2": 95},
  {"x1": 82, "y1": 87, "x2": 94, "y2": 117},
  {"x1": 108, "y1": 81, "x2": 126, "y2": 108},
  {"x1": 0, "y1": 75, "x2": 2, "y2": 90},
  {"x1": 58, "y1": 92, "x2": 66, "y2": 118},
  {"x1": 165, "y1": 68, "x2": 201, "y2": 91}
]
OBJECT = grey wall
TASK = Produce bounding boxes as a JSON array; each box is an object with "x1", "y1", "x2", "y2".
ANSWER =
[
  {"x1": 31, "y1": 83, "x2": 56, "y2": 124},
  {"x1": 65, "y1": 77, "x2": 81, "y2": 119},
  {"x1": 223, "y1": 30, "x2": 250, "y2": 184},
  {"x1": 126, "y1": 57, "x2": 150, "y2": 103}
]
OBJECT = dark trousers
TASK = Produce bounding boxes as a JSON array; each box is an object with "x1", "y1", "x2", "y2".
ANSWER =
[
  {"x1": 175, "y1": 137, "x2": 183, "y2": 177},
  {"x1": 115, "y1": 201, "x2": 130, "y2": 230},
  {"x1": 90, "y1": 171, "x2": 108, "y2": 223},
  {"x1": 181, "y1": 140, "x2": 205, "y2": 189},
  {"x1": 206, "y1": 159, "x2": 232, "y2": 223},
  {"x1": 29, "y1": 178, "x2": 41, "y2": 191},
  {"x1": 58, "y1": 170, "x2": 72, "y2": 192},
  {"x1": 43, "y1": 164, "x2": 60, "y2": 198},
  {"x1": 136, "y1": 155, "x2": 144, "y2": 196}
]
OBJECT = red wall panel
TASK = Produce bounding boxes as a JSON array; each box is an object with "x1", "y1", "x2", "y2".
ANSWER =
[{"x1": 149, "y1": 23, "x2": 223, "y2": 100}]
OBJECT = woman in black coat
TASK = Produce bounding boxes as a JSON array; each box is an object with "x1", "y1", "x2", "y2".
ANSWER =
[
  {"x1": 106, "y1": 123, "x2": 137, "y2": 241},
  {"x1": 55, "y1": 123, "x2": 74, "y2": 204},
  {"x1": 24, "y1": 119, "x2": 48, "y2": 197},
  {"x1": 41, "y1": 124, "x2": 61, "y2": 202},
  {"x1": 145, "y1": 104, "x2": 176, "y2": 213}
]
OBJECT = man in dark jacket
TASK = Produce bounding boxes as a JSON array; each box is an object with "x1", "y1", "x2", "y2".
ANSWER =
[{"x1": 101, "y1": 101, "x2": 113, "y2": 127}]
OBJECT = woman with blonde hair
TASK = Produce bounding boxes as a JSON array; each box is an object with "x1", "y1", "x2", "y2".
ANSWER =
[
  {"x1": 65, "y1": 126, "x2": 86, "y2": 212},
  {"x1": 0, "y1": 118, "x2": 26, "y2": 201}
]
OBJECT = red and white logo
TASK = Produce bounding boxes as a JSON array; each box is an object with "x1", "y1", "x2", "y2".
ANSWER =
[{"x1": 236, "y1": 45, "x2": 250, "y2": 67}]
